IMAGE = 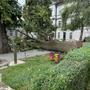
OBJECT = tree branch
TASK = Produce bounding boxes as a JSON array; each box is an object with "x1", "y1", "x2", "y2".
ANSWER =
[{"x1": 16, "y1": 29, "x2": 44, "y2": 43}]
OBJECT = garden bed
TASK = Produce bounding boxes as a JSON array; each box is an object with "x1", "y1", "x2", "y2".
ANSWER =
[
  {"x1": 0, "y1": 55, "x2": 56, "y2": 90},
  {"x1": 0, "y1": 43, "x2": 90, "y2": 90}
]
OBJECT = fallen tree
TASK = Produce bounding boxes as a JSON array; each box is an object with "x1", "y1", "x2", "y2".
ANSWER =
[
  {"x1": 16, "y1": 30, "x2": 83, "y2": 52},
  {"x1": 15, "y1": 0, "x2": 82, "y2": 52},
  {"x1": 39, "y1": 40, "x2": 83, "y2": 52}
]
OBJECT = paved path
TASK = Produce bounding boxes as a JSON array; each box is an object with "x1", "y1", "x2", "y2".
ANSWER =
[{"x1": 0, "y1": 50, "x2": 49, "y2": 62}]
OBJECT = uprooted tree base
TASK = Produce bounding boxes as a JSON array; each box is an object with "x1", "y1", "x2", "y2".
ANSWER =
[
  {"x1": 26, "y1": 40, "x2": 83, "y2": 53},
  {"x1": 39, "y1": 40, "x2": 83, "y2": 52}
]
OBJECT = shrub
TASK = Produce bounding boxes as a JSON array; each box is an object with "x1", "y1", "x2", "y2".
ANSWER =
[
  {"x1": 1, "y1": 43, "x2": 90, "y2": 90},
  {"x1": 64, "y1": 43, "x2": 90, "y2": 89},
  {"x1": 84, "y1": 36, "x2": 90, "y2": 42},
  {"x1": 64, "y1": 48, "x2": 90, "y2": 62},
  {"x1": 30, "y1": 60, "x2": 88, "y2": 90},
  {"x1": 29, "y1": 43, "x2": 90, "y2": 90}
]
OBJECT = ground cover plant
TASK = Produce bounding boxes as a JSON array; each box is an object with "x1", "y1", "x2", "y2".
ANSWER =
[
  {"x1": 0, "y1": 55, "x2": 56, "y2": 90},
  {"x1": 0, "y1": 43, "x2": 90, "y2": 90}
]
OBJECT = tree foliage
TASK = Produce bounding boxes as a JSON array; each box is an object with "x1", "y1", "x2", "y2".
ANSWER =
[
  {"x1": 23, "y1": 0, "x2": 55, "y2": 42},
  {"x1": 0, "y1": 0, "x2": 22, "y2": 53},
  {"x1": 61, "y1": 0, "x2": 90, "y2": 40},
  {"x1": 0, "y1": 0, "x2": 21, "y2": 27}
]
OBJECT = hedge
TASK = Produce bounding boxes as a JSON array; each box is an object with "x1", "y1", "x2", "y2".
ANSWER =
[
  {"x1": 84, "y1": 36, "x2": 90, "y2": 42},
  {"x1": 64, "y1": 43, "x2": 90, "y2": 78},
  {"x1": 29, "y1": 43, "x2": 90, "y2": 90},
  {"x1": 64, "y1": 43, "x2": 90, "y2": 89}
]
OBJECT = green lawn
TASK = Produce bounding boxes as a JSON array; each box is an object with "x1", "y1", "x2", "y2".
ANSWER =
[
  {"x1": 0, "y1": 55, "x2": 56, "y2": 90},
  {"x1": 0, "y1": 49, "x2": 89, "y2": 90}
]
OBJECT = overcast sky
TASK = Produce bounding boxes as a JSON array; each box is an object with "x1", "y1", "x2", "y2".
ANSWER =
[{"x1": 18, "y1": 0, "x2": 25, "y2": 6}]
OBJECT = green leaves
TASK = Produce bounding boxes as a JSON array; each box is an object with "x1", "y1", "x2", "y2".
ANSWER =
[
  {"x1": 62, "y1": 0, "x2": 90, "y2": 30},
  {"x1": 23, "y1": 0, "x2": 55, "y2": 41},
  {"x1": 84, "y1": 37, "x2": 90, "y2": 42},
  {"x1": 61, "y1": 0, "x2": 90, "y2": 40},
  {"x1": 1, "y1": 43, "x2": 90, "y2": 90},
  {"x1": 29, "y1": 43, "x2": 90, "y2": 90},
  {"x1": 0, "y1": 0, "x2": 22, "y2": 27}
]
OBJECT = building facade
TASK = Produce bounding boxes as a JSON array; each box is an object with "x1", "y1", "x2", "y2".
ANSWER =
[
  {"x1": 50, "y1": 0, "x2": 90, "y2": 41},
  {"x1": 7, "y1": 0, "x2": 90, "y2": 41}
]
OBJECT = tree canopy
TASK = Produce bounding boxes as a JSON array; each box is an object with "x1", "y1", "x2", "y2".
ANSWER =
[
  {"x1": 61, "y1": 0, "x2": 90, "y2": 40},
  {"x1": 0, "y1": 0, "x2": 21, "y2": 27},
  {"x1": 0, "y1": 0, "x2": 22, "y2": 53},
  {"x1": 23, "y1": 0, "x2": 55, "y2": 42}
]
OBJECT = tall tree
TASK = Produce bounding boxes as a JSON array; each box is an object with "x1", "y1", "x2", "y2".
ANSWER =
[
  {"x1": 22, "y1": 0, "x2": 55, "y2": 46},
  {"x1": 61, "y1": 0, "x2": 90, "y2": 41},
  {"x1": 0, "y1": 0, "x2": 21, "y2": 53}
]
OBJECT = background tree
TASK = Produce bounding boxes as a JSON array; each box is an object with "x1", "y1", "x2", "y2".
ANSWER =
[
  {"x1": 0, "y1": 0, "x2": 21, "y2": 53},
  {"x1": 22, "y1": 0, "x2": 55, "y2": 48},
  {"x1": 61, "y1": 0, "x2": 90, "y2": 41}
]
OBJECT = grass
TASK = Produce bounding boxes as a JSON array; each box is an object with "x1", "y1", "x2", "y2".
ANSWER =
[
  {"x1": 0, "y1": 50, "x2": 89, "y2": 90},
  {"x1": 0, "y1": 55, "x2": 57, "y2": 90}
]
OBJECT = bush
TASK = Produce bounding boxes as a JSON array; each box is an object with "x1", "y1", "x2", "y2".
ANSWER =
[
  {"x1": 29, "y1": 43, "x2": 90, "y2": 90},
  {"x1": 1, "y1": 43, "x2": 89, "y2": 90},
  {"x1": 64, "y1": 43, "x2": 90, "y2": 89},
  {"x1": 64, "y1": 48, "x2": 90, "y2": 62},
  {"x1": 30, "y1": 60, "x2": 88, "y2": 90},
  {"x1": 84, "y1": 36, "x2": 90, "y2": 42}
]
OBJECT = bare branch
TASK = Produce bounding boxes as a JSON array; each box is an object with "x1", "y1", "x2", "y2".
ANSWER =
[{"x1": 16, "y1": 29, "x2": 44, "y2": 43}]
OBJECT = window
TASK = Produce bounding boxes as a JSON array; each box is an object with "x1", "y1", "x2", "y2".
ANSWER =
[
  {"x1": 70, "y1": 32, "x2": 72, "y2": 39},
  {"x1": 63, "y1": 32, "x2": 66, "y2": 41},
  {"x1": 58, "y1": 32, "x2": 60, "y2": 39}
]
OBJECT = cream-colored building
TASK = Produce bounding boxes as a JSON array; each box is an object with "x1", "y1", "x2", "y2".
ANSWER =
[
  {"x1": 50, "y1": 0, "x2": 90, "y2": 41},
  {"x1": 7, "y1": 0, "x2": 90, "y2": 41}
]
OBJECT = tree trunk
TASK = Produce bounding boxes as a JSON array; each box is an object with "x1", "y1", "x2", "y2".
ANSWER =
[
  {"x1": 79, "y1": 25, "x2": 84, "y2": 41},
  {"x1": 0, "y1": 22, "x2": 11, "y2": 54}
]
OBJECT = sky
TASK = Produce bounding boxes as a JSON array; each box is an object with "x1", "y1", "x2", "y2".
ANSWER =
[{"x1": 18, "y1": 0, "x2": 25, "y2": 6}]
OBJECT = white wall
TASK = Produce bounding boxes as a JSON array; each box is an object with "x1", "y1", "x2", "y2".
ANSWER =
[
  {"x1": 50, "y1": 3, "x2": 90, "y2": 41},
  {"x1": 50, "y1": 4, "x2": 64, "y2": 26},
  {"x1": 56, "y1": 28, "x2": 90, "y2": 41}
]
